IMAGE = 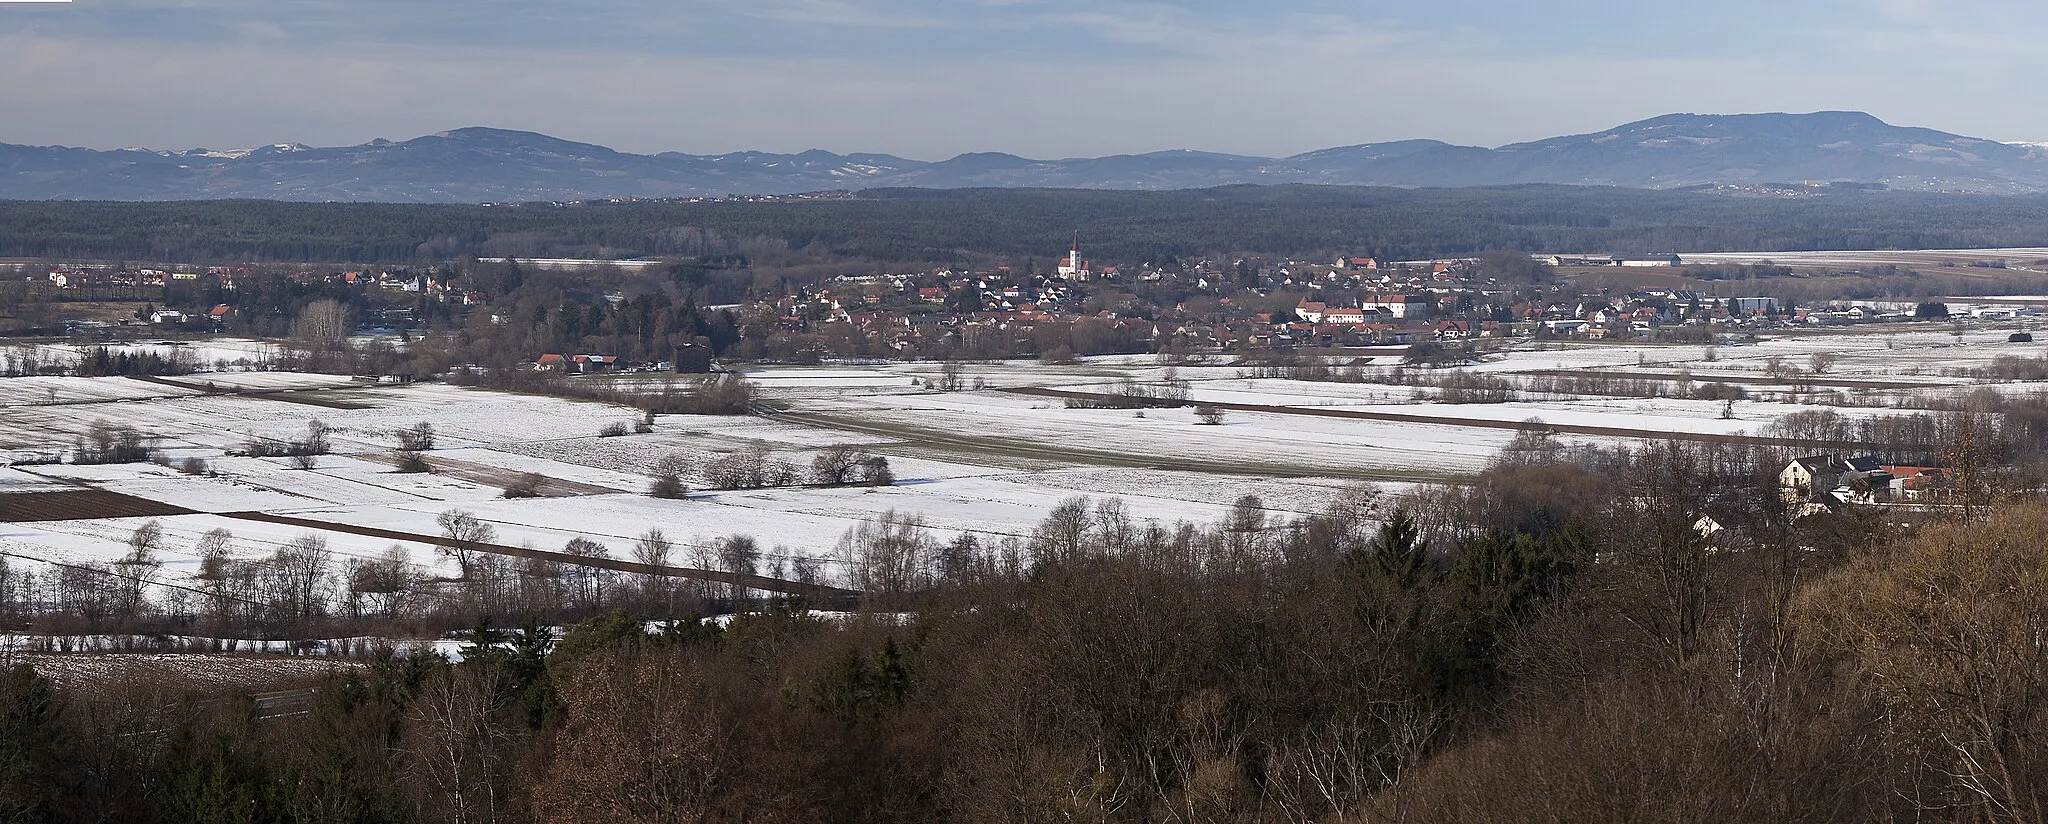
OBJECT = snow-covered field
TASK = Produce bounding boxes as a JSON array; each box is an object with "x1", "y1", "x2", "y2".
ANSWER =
[{"x1": 1, "y1": 323, "x2": 2041, "y2": 591}]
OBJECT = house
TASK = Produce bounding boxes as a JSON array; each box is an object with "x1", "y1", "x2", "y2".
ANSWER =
[
  {"x1": 1435, "y1": 320, "x2": 1474, "y2": 339},
  {"x1": 1780, "y1": 455, "x2": 1840, "y2": 501},
  {"x1": 534, "y1": 354, "x2": 619, "y2": 374},
  {"x1": 673, "y1": 343, "x2": 715, "y2": 374},
  {"x1": 1296, "y1": 299, "x2": 1328, "y2": 323},
  {"x1": 1783, "y1": 455, "x2": 1893, "y2": 504},
  {"x1": 1693, "y1": 515, "x2": 1724, "y2": 539},
  {"x1": 1321, "y1": 306, "x2": 1368, "y2": 325},
  {"x1": 1362, "y1": 294, "x2": 1429, "y2": 319},
  {"x1": 149, "y1": 310, "x2": 186, "y2": 324},
  {"x1": 1880, "y1": 466, "x2": 1948, "y2": 500}
]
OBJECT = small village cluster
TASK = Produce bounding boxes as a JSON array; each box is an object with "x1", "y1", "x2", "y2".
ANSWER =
[
  {"x1": 26, "y1": 247, "x2": 2012, "y2": 371},
  {"x1": 1780, "y1": 454, "x2": 1951, "y2": 508},
  {"x1": 677, "y1": 247, "x2": 1972, "y2": 359}
]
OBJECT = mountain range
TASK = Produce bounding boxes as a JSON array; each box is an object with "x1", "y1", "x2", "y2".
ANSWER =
[{"x1": 5, "y1": 111, "x2": 2048, "y2": 203}]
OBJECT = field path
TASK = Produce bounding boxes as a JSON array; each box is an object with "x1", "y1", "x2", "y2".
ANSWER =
[{"x1": 1003, "y1": 387, "x2": 1879, "y2": 451}]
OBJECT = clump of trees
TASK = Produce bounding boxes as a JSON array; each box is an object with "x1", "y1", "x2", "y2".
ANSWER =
[
  {"x1": 71, "y1": 347, "x2": 193, "y2": 378},
  {"x1": 243, "y1": 420, "x2": 334, "y2": 460},
  {"x1": 701, "y1": 446, "x2": 798, "y2": 490},
  {"x1": 672, "y1": 373, "x2": 756, "y2": 415},
  {"x1": 808, "y1": 445, "x2": 893, "y2": 486},
  {"x1": 70, "y1": 420, "x2": 160, "y2": 465},
  {"x1": 1404, "y1": 340, "x2": 1478, "y2": 367},
  {"x1": 396, "y1": 421, "x2": 436, "y2": 451}
]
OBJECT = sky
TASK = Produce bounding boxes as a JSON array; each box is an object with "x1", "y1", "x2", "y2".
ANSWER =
[{"x1": 2, "y1": 0, "x2": 2045, "y2": 159}]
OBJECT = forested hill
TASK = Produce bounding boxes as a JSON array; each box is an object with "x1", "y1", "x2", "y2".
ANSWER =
[
  {"x1": 8, "y1": 112, "x2": 2048, "y2": 200},
  {"x1": 4, "y1": 184, "x2": 2048, "y2": 265}
]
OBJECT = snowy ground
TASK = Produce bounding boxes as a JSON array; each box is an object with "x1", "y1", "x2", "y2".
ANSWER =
[{"x1": 0, "y1": 323, "x2": 2040, "y2": 591}]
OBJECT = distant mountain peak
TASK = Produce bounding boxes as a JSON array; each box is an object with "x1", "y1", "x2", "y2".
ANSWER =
[{"x1": 5, "y1": 111, "x2": 2048, "y2": 201}]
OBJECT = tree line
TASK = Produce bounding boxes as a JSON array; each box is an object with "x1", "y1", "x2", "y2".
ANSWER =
[
  {"x1": 7, "y1": 430, "x2": 2048, "y2": 821},
  {"x1": 8, "y1": 185, "x2": 2048, "y2": 265}
]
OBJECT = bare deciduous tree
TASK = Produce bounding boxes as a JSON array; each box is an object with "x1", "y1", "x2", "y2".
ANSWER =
[
  {"x1": 837, "y1": 509, "x2": 935, "y2": 596},
  {"x1": 112, "y1": 520, "x2": 165, "y2": 620},
  {"x1": 809, "y1": 445, "x2": 867, "y2": 485},
  {"x1": 347, "y1": 544, "x2": 417, "y2": 621},
  {"x1": 437, "y1": 510, "x2": 497, "y2": 580},
  {"x1": 292, "y1": 298, "x2": 351, "y2": 348},
  {"x1": 702, "y1": 446, "x2": 792, "y2": 490},
  {"x1": 398, "y1": 421, "x2": 437, "y2": 451},
  {"x1": 562, "y1": 538, "x2": 611, "y2": 613},
  {"x1": 267, "y1": 533, "x2": 334, "y2": 624},
  {"x1": 404, "y1": 664, "x2": 514, "y2": 824},
  {"x1": 631, "y1": 529, "x2": 675, "y2": 613},
  {"x1": 718, "y1": 535, "x2": 760, "y2": 601}
]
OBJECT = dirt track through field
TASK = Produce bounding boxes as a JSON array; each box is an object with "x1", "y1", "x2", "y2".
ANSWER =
[
  {"x1": 216, "y1": 510, "x2": 862, "y2": 601},
  {"x1": 352, "y1": 452, "x2": 625, "y2": 496},
  {"x1": 758, "y1": 406, "x2": 1458, "y2": 482},
  {"x1": 126, "y1": 375, "x2": 379, "y2": 408},
  {"x1": 1001, "y1": 387, "x2": 1879, "y2": 452}
]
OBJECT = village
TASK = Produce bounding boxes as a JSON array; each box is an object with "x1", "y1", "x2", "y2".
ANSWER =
[{"x1": 18, "y1": 244, "x2": 2024, "y2": 366}]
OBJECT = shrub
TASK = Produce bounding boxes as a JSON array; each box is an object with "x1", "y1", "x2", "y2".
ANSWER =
[
  {"x1": 1694, "y1": 382, "x2": 1748, "y2": 401},
  {"x1": 1404, "y1": 341, "x2": 1478, "y2": 368},
  {"x1": 179, "y1": 456, "x2": 210, "y2": 476},
  {"x1": 394, "y1": 450, "x2": 433, "y2": 473},
  {"x1": 598, "y1": 421, "x2": 631, "y2": 438},
  {"x1": 649, "y1": 453, "x2": 690, "y2": 499},
  {"x1": 502, "y1": 472, "x2": 546, "y2": 498},
  {"x1": 862, "y1": 456, "x2": 895, "y2": 487},
  {"x1": 1434, "y1": 373, "x2": 1516, "y2": 404},
  {"x1": 289, "y1": 453, "x2": 318, "y2": 470},
  {"x1": 1195, "y1": 405, "x2": 1225, "y2": 425},
  {"x1": 673, "y1": 373, "x2": 756, "y2": 415}
]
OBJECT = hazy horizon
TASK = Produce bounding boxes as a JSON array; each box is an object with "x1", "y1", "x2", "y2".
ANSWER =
[{"x1": 4, "y1": 0, "x2": 2046, "y2": 158}]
